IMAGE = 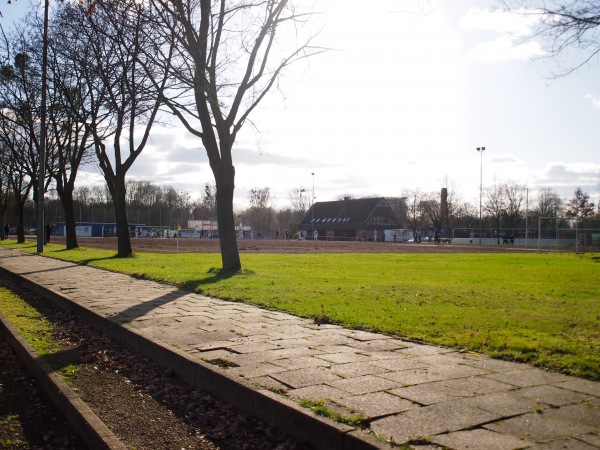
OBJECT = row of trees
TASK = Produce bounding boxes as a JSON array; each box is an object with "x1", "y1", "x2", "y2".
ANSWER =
[
  {"x1": 406, "y1": 183, "x2": 597, "y2": 238},
  {"x1": 1, "y1": 0, "x2": 322, "y2": 272},
  {"x1": 5, "y1": 177, "x2": 597, "y2": 242}
]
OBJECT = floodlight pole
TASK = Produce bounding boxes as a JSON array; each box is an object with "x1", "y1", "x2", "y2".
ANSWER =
[
  {"x1": 311, "y1": 172, "x2": 315, "y2": 237},
  {"x1": 476, "y1": 147, "x2": 485, "y2": 245},
  {"x1": 525, "y1": 187, "x2": 529, "y2": 250},
  {"x1": 36, "y1": 0, "x2": 49, "y2": 253}
]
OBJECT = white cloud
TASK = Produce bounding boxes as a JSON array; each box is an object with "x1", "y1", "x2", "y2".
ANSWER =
[
  {"x1": 530, "y1": 162, "x2": 600, "y2": 198},
  {"x1": 461, "y1": 7, "x2": 546, "y2": 63},
  {"x1": 585, "y1": 94, "x2": 600, "y2": 108},
  {"x1": 466, "y1": 36, "x2": 545, "y2": 63},
  {"x1": 460, "y1": 7, "x2": 539, "y2": 36}
]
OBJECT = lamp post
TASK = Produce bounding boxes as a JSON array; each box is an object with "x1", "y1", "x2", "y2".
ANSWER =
[
  {"x1": 476, "y1": 147, "x2": 485, "y2": 244},
  {"x1": 36, "y1": 0, "x2": 49, "y2": 252},
  {"x1": 299, "y1": 188, "x2": 305, "y2": 239},
  {"x1": 311, "y1": 173, "x2": 315, "y2": 237}
]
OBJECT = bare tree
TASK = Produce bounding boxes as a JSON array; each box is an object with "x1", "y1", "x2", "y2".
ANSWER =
[
  {"x1": 289, "y1": 187, "x2": 309, "y2": 214},
  {"x1": 71, "y1": 0, "x2": 174, "y2": 256},
  {"x1": 0, "y1": 29, "x2": 50, "y2": 243},
  {"x1": 404, "y1": 189, "x2": 424, "y2": 237},
  {"x1": 275, "y1": 208, "x2": 292, "y2": 237},
  {"x1": 190, "y1": 182, "x2": 217, "y2": 221},
  {"x1": 201, "y1": 182, "x2": 217, "y2": 219},
  {"x1": 126, "y1": 180, "x2": 162, "y2": 208},
  {"x1": 499, "y1": 0, "x2": 600, "y2": 76},
  {"x1": 247, "y1": 187, "x2": 273, "y2": 236},
  {"x1": 163, "y1": 186, "x2": 186, "y2": 227},
  {"x1": 533, "y1": 187, "x2": 563, "y2": 231},
  {"x1": 144, "y1": 0, "x2": 325, "y2": 272},
  {"x1": 440, "y1": 178, "x2": 463, "y2": 236},
  {"x1": 0, "y1": 141, "x2": 13, "y2": 237},
  {"x1": 1, "y1": 136, "x2": 32, "y2": 242},
  {"x1": 419, "y1": 191, "x2": 441, "y2": 231},
  {"x1": 42, "y1": 5, "x2": 101, "y2": 249},
  {"x1": 503, "y1": 181, "x2": 526, "y2": 233},
  {"x1": 288, "y1": 186, "x2": 308, "y2": 233},
  {"x1": 484, "y1": 181, "x2": 506, "y2": 244}
]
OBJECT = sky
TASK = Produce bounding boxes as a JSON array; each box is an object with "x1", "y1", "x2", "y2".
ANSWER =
[{"x1": 2, "y1": 0, "x2": 599, "y2": 211}]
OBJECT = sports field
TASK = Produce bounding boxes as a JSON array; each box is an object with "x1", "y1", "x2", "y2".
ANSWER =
[{"x1": 4, "y1": 237, "x2": 599, "y2": 380}]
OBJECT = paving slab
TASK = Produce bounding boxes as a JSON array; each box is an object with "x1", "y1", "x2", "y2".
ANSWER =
[
  {"x1": 430, "y1": 428, "x2": 534, "y2": 450},
  {"x1": 441, "y1": 374, "x2": 515, "y2": 395},
  {"x1": 388, "y1": 381, "x2": 473, "y2": 406},
  {"x1": 525, "y1": 437, "x2": 598, "y2": 450},
  {"x1": 370, "y1": 401, "x2": 500, "y2": 443},
  {"x1": 338, "y1": 391, "x2": 417, "y2": 418},
  {"x1": 513, "y1": 385, "x2": 594, "y2": 407},
  {"x1": 460, "y1": 391, "x2": 546, "y2": 416},
  {"x1": 543, "y1": 403, "x2": 600, "y2": 432},
  {"x1": 486, "y1": 368, "x2": 573, "y2": 387},
  {"x1": 484, "y1": 412, "x2": 592, "y2": 443},
  {"x1": 1, "y1": 247, "x2": 599, "y2": 450}
]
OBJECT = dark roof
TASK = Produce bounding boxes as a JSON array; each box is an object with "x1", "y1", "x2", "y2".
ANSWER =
[{"x1": 299, "y1": 197, "x2": 395, "y2": 227}]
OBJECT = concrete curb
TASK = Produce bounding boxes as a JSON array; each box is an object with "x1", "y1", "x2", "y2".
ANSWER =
[
  {"x1": 0, "y1": 312, "x2": 126, "y2": 450},
  {"x1": 0, "y1": 264, "x2": 388, "y2": 450}
]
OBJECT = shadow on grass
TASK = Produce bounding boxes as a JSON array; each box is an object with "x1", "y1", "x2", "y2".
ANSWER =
[
  {"x1": 51, "y1": 248, "x2": 131, "y2": 267},
  {"x1": 180, "y1": 267, "x2": 247, "y2": 293}
]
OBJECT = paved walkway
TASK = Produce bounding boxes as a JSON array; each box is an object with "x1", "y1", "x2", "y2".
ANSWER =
[{"x1": 0, "y1": 247, "x2": 598, "y2": 450}]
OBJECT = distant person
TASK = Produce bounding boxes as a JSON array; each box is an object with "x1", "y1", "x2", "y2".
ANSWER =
[
  {"x1": 45, "y1": 223, "x2": 53, "y2": 244},
  {"x1": 393, "y1": 233, "x2": 397, "y2": 242},
  {"x1": 373, "y1": 230, "x2": 377, "y2": 242},
  {"x1": 4, "y1": 224, "x2": 8, "y2": 239},
  {"x1": 313, "y1": 230, "x2": 318, "y2": 241},
  {"x1": 434, "y1": 227, "x2": 440, "y2": 244},
  {"x1": 361, "y1": 232, "x2": 365, "y2": 242}
]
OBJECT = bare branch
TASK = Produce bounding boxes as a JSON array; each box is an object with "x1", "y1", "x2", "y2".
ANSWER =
[{"x1": 499, "y1": 0, "x2": 600, "y2": 76}]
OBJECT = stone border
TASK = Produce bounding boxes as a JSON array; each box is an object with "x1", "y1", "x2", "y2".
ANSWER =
[{"x1": 0, "y1": 312, "x2": 126, "y2": 450}]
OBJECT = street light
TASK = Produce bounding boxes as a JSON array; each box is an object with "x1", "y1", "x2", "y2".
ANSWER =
[
  {"x1": 476, "y1": 147, "x2": 485, "y2": 244},
  {"x1": 299, "y1": 189, "x2": 305, "y2": 239},
  {"x1": 311, "y1": 173, "x2": 315, "y2": 237},
  {"x1": 37, "y1": 0, "x2": 49, "y2": 252}
]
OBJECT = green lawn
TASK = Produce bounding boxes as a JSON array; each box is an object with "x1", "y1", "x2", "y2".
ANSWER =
[{"x1": 2, "y1": 241, "x2": 599, "y2": 379}]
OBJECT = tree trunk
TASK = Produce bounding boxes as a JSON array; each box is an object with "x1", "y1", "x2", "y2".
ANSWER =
[
  {"x1": 16, "y1": 198, "x2": 26, "y2": 244},
  {"x1": 0, "y1": 202, "x2": 8, "y2": 240},
  {"x1": 57, "y1": 185, "x2": 79, "y2": 250},
  {"x1": 215, "y1": 162, "x2": 241, "y2": 273},
  {"x1": 62, "y1": 193, "x2": 79, "y2": 250},
  {"x1": 112, "y1": 179, "x2": 133, "y2": 257},
  {"x1": 496, "y1": 222, "x2": 501, "y2": 245}
]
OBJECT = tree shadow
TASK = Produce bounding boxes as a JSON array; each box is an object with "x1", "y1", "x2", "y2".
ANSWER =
[
  {"x1": 52, "y1": 248, "x2": 131, "y2": 267},
  {"x1": 179, "y1": 268, "x2": 242, "y2": 292}
]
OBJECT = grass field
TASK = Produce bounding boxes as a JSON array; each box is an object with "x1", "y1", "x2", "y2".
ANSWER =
[{"x1": 2, "y1": 241, "x2": 599, "y2": 380}]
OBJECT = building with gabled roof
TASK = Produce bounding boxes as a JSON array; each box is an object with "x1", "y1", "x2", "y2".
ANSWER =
[{"x1": 298, "y1": 197, "x2": 407, "y2": 241}]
